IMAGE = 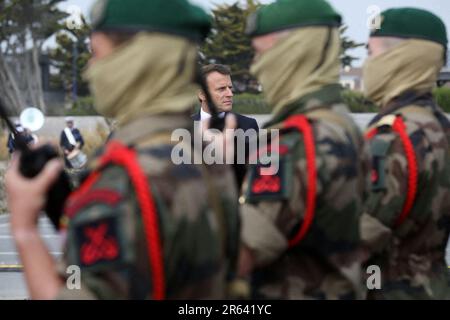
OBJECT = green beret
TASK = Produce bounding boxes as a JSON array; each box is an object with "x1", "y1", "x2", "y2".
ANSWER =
[
  {"x1": 90, "y1": 0, "x2": 211, "y2": 42},
  {"x1": 370, "y1": 8, "x2": 447, "y2": 47},
  {"x1": 246, "y1": 0, "x2": 341, "y2": 36}
]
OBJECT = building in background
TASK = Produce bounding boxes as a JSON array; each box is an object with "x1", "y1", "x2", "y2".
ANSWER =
[{"x1": 340, "y1": 67, "x2": 363, "y2": 91}]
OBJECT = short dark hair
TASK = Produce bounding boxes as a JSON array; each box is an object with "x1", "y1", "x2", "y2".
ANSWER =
[{"x1": 201, "y1": 64, "x2": 231, "y2": 78}]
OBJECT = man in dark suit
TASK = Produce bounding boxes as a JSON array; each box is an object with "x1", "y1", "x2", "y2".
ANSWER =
[
  {"x1": 6, "y1": 122, "x2": 34, "y2": 155},
  {"x1": 193, "y1": 64, "x2": 259, "y2": 188},
  {"x1": 60, "y1": 117, "x2": 85, "y2": 168}
]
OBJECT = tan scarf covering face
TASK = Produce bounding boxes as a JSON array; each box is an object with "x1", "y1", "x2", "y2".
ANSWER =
[
  {"x1": 83, "y1": 33, "x2": 199, "y2": 125},
  {"x1": 250, "y1": 26, "x2": 341, "y2": 115},
  {"x1": 363, "y1": 39, "x2": 444, "y2": 108}
]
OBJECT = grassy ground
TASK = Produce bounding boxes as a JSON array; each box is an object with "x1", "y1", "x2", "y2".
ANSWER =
[
  {"x1": 232, "y1": 93, "x2": 271, "y2": 114},
  {"x1": 231, "y1": 88, "x2": 450, "y2": 114},
  {"x1": 64, "y1": 88, "x2": 450, "y2": 116}
]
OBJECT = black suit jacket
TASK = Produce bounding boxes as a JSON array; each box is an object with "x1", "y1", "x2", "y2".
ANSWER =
[
  {"x1": 192, "y1": 111, "x2": 259, "y2": 132},
  {"x1": 60, "y1": 128, "x2": 84, "y2": 152},
  {"x1": 192, "y1": 111, "x2": 259, "y2": 188}
]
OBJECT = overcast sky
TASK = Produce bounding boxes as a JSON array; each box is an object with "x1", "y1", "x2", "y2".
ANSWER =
[{"x1": 60, "y1": 0, "x2": 450, "y2": 67}]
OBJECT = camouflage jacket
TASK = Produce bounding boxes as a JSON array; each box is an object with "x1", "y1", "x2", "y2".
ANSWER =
[
  {"x1": 239, "y1": 84, "x2": 368, "y2": 299},
  {"x1": 362, "y1": 92, "x2": 450, "y2": 299},
  {"x1": 55, "y1": 114, "x2": 240, "y2": 299}
]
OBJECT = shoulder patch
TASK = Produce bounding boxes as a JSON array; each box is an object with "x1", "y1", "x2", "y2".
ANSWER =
[
  {"x1": 244, "y1": 144, "x2": 293, "y2": 203},
  {"x1": 370, "y1": 135, "x2": 394, "y2": 157},
  {"x1": 75, "y1": 216, "x2": 122, "y2": 268},
  {"x1": 369, "y1": 135, "x2": 395, "y2": 191},
  {"x1": 64, "y1": 187, "x2": 128, "y2": 270}
]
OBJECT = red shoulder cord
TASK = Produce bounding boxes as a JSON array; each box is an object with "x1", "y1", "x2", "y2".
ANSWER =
[
  {"x1": 65, "y1": 140, "x2": 165, "y2": 300},
  {"x1": 365, "y1": 116, "x2": 418, "y2": 227},
  {"x1": 283, "y1": 115, "x2": 317, "y2": 248}
]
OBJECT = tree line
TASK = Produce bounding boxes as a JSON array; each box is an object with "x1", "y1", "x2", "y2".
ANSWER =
[{"x1": 0, "y1": 0, "x2": 362, "y2": 115}]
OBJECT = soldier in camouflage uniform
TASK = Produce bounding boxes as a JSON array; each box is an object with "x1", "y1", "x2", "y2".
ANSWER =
[
  {"x1": 5, "y1": 0, "x2": 239, "y2": 300},
  {"x1": 361, "y1": 8, "x2": 450, "y2": 299},
  {"x1": 236, "y1": 0, "x2": 368, "y2": 299}
]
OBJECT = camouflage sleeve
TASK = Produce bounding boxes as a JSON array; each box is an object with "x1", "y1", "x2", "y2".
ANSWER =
[
  {"x1": 364, "y1": 120, "x2": 435, "y2": 233},
  {"x1": 240, "y1": 120, "x2": 364, "y2": 267},
  {"x1": 204, "y1": 163, "x2": 241, "y2": 286},
  {"x1": 240, "y1": 201, "x2": 288, "y2": 267},
  {"x1": 57, "y1": 165, "x2": 146, "y2": 300},
  {"x1": 57, "y1": 145, "x2": 242, "y2": 300},
  {"x1": 239, "y1": 130, "x2": 301, "y2": 267},
  {"x1": 54, "y1": 259, "x2": 100, "y2": 299},
  {"x1": 364, "y1": 131, "x2": 406, "y2": 227}
]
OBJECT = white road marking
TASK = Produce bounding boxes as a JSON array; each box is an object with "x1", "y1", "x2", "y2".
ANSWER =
[
  {"x1": 0, "y1": 252, "x2": 63, "y2": 255},
  {"x1": 0, "y1": 235, "x2": 59, "y2": 239}
]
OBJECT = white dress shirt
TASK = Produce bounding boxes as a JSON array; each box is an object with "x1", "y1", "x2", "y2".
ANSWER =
[{"x1": 200, "y1": 108, "x2": 225, "y2": 121}]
